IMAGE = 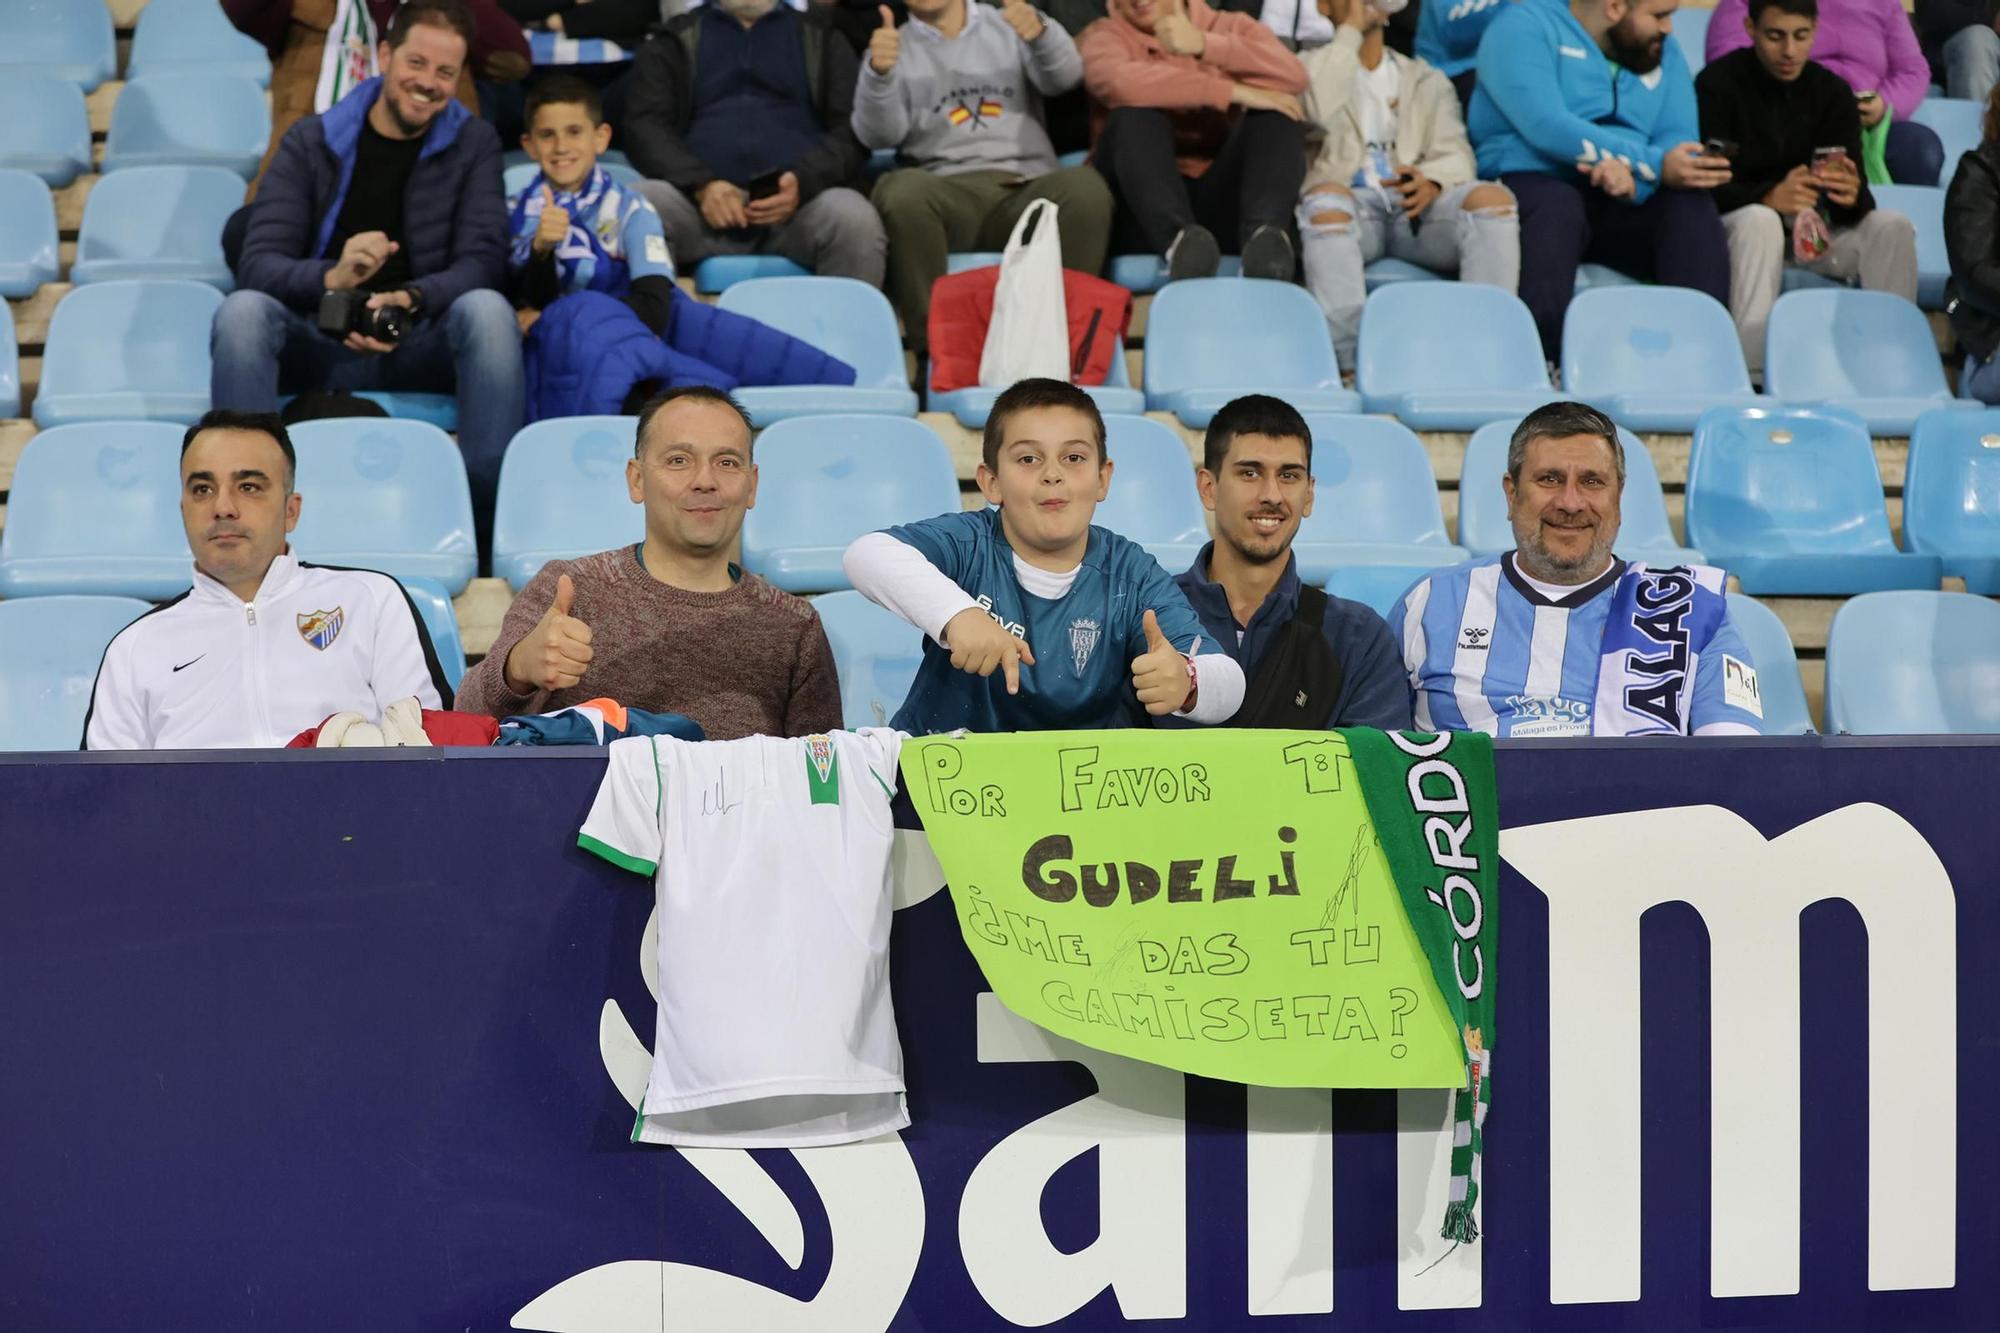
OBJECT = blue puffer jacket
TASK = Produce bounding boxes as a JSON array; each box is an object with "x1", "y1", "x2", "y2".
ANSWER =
[
  {"x1": 524, "y1": 290, "x2": 858, "y2": 421},
  {"x1": 237, "y1": 77, "x2": 507, "y2": 315}
]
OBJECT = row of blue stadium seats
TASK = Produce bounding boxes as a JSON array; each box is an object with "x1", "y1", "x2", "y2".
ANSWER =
[
  {"x1": 2, "y1": 1, "x2": 1982, "y2": 186},
  {"x1": 0, "y1": 0, "x2": 269, "y2": 95},
  {"x1": 7, "y1": 579, "x2": 1998, "y2": 751},
  {"x1": 0, "y1": 141, "x2": 1964, "y2": 310},
  {"x1": 0, "y1": 276, "x2": 1981, "y2": 436},
  {"x1": 0, "y1": 402, "x2": 1992, "y2": 608},
  {"x1": 0, "y1": 71, "x2": 269, "y2": 188}
]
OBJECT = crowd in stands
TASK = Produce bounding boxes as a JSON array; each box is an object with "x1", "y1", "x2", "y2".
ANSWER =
[{"x1": 186, "y1": 0, "x2": 1997, "y2": 525}]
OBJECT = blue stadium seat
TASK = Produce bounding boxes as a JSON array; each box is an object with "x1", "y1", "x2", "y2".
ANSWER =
[
  {"x1": 694, "y1": 255, "x2": 810, "y2": 293},
  {"x1": 1910, "y1": 98, "x2": 1981, "y2": 182},
  {"x1": 1763, "y1": 289, "x2": 1978, "y2": 435},
  {"x1": 1356, "y1": 284, "x2": 1553, "y2": 429},
  {"x1": 1903, "y1": 407, "x2": 2000, "y2": 593},
  {"x1": 1826, "y1": 590, "x2": 2000, "y2": 732},
  {"x1": 0, "y1": 596, "x2": 155, "y2": 751},
  {"x1": 714, "y1": 277, "x2": 921, "y2": 423},
  {"x1": 1, "y1": 305, "x2": 18, "y2": 418},
  {"x1": 0, "y1": 169, "x2": 59, "y2": 298},
  {"x1": 1671, "y1": 5, "x2": 1710, "y2": 75},
  {"x1": 926, "y1": 336, "x2": 1144, "y2": 425},
  {"x1": 287, "y1": 420, "x2": 479, "y2": 594},
  {"x1": 1107, "y1": 254, "x2": 1242, "y2": 293},
  {"x1": 33, "y1": 280, "x2": 223, "y2": 427},
  {"x1": 1870, "y1": 184, "x2": 1950, "y2": 309},
  {"x1": 1561, "y1": 287, "x2": 1769, "y2": 431},
  {"x1": 1144, "y1": 278, "x2": 1359, "y2": 425},
  {"x1": 1457, "y1": 418, "x2": 1702, "y2": 566},
  {"x1": 500, "y1": 159, "x2": 642, "y2": 197},
  {"x1": 1107, "y1": 255, "x2": 1445, "y2": 293},
  {"x1": 1094, "y1": 415, "x2": 1208, "y2": 571},
  {"x1": 0, "y1": 422, "x2": 191, "y2": 599},
  {"x1": 0, "y1": 75, "x2": 91, "y2": 187},
  {"x1": 1289, "y1": 415, "x2": 1466, "y2": 582},
  {"x1": 0, "y1": 0, "x2": 116, "y2": 91},
  {"x1": 351, "y1": 392, "x2": 458, "y2": 431},
  {"x1": 129, "y1": 0, "x2": 273, "y2": 85},
  {"x1": 102, "y1": 73, "x2": 271, "y2": 178},
  {"x1": 738, "y1": 414, "x2": 961, "y2": 593},
  {"x1": 1325, "y1": 564, "x2": 1439, "y2": 619},
  {"x1": 944, "y1": 252, "x2": 1000, "y2": 273},
  {"x1": 70, "y1": 165, "x2": 241, "y2": 288},
  {"x1": 1832, "y1": 588, "x2": 2000, "y2": 728},
  {"x1": 1573, "y1": 263, "x2": 1644, "y2": 292},
  {"x1": 1360, "y1": 257, "x2": 1440, "y2": 290},
  {"x1": 811, "y1": 590, "x2": 924, "y2": 729},
  {"x1": 398, "y1": 576, "x2": 467, "y2": 696},
  {"x1": 491, "y1": 416, "x2": 644, "y2": 591},
  {"x1": 1685, "y1": 404, "x2": 1942, "y2": 593},
  {"x1": 1723, "y1": 593, "x2": 1814, "y2": 735}
]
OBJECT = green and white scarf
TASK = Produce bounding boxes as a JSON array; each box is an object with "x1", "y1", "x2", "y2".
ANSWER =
[{"x1": 1343, "y1": 728, "x2": 1498, "y2": 1245}]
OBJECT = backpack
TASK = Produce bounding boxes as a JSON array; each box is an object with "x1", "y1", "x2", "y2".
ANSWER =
[{"x1": 1231, "y1": 585, "x2": 1346, "y2": 728}]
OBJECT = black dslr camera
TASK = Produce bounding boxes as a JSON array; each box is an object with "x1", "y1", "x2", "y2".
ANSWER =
[{"x1": 318, "y1": 290, "x2": 410, "y2": 344}]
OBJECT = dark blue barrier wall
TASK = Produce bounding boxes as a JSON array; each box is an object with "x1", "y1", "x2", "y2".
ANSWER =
[{"x1": 0, "y1": 740, "x2": 1987, "y2": 1330}]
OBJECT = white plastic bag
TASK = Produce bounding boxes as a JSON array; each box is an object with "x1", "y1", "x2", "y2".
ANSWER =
[{"x1": 979, "y1": 199, "x2": 1070, "y2": 387}]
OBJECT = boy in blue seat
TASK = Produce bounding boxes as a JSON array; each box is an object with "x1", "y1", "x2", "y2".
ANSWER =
[
  {"x1": 507, "y1": 74, "x2": 675, "y2": 336},
  {"x1": 843, "y1": 378, "x2": 1246, "y2": 733},
  {"x1": 506, "y1": 73, "x2": 859, "y2": 419}
]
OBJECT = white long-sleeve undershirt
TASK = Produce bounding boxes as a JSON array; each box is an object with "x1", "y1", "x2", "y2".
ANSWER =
[{"x1": 842, "y1": 532, "x2": 1246, "y2": 724}]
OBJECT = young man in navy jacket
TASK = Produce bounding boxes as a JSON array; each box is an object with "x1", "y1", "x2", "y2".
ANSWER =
[
  {"x1": 1170, "y1": 395, "x2": 1414, "y2": 731},
  {"x1": 213, "y1": 0, "x2": 522, "y2": 558}
]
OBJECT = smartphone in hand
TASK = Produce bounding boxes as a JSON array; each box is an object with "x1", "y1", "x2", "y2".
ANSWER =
[{"x1": 746, "y1": 169, "x2": 786, "y2": 201}]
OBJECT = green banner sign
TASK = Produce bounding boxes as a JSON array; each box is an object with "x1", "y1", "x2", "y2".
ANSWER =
[{"x1": 903, "y1": 729, "x2": 1485, "y2": 1090}]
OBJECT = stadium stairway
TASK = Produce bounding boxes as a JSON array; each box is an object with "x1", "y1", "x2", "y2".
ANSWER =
[{"x1": 0, "y1": 0, "x2": 1979, "y2": 734}]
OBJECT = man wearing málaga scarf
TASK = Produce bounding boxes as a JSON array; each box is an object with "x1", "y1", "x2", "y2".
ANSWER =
[{"x1": 1388, "y1": 401, "x2": 1766, "y2": 737}]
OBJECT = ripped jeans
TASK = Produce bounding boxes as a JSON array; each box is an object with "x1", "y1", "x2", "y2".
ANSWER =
[{"x1": 1298, "y1": 179, "x2": 1521, "y2": 370}]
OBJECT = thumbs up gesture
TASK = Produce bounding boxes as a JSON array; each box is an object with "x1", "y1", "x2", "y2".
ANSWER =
[
  {"x1": 869, "y1": 5, "x2": 901, "y2": 75},
  {"x1": 504, "y1": 572, "x2": 595, "y2": 694},
  {"x1": 1001, "y1": 0, "x2": 1046, "y2": 42},
  {"x1": 1130, "y1": 610, "x2": 1193, "y2": 715},
  {"x1": 1153, "y1": 0, "x2": 1207, "y2": 57},
  {"x1": 532, "y1": 184, "x2": 571, "y2": 255}
]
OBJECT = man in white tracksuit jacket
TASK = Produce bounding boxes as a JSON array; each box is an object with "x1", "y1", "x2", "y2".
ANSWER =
[{"x1": 83, "y1": 410, "x2": 449, "y2": 749}]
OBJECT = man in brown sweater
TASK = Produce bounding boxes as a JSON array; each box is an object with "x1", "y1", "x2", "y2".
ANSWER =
[{"x1": 454, "y1": 387, "x2": 845, "y2": 737}]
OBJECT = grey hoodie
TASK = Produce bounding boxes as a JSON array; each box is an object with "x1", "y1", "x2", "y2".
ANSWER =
[{"x1": 851, "y1": 1, "x2": 1084, "y2": 178}]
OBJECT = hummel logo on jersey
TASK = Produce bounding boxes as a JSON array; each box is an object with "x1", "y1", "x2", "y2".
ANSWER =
[
  {"x1": 171, "y1": 655, "x2": 205, "y2": 672},
  {"x1": 1459, "y1": 626, "x2": 1491, "y2": 651}
]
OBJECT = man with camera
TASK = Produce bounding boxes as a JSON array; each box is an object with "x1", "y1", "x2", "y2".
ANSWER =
[
  {"x1": 1695, "y1": 0, "x2": 1917, "y2": 374},
  {"x1": 623, "y1": 0, "x2": 885, "y2": 284},
  {"x1": 212, "y1": 0, "x2": 522, "y2": 557}
]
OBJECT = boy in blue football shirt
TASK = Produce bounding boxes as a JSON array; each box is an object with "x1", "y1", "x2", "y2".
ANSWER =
[{"x1": 844, "y1": 378, "x2": 1246, "y2": 733}]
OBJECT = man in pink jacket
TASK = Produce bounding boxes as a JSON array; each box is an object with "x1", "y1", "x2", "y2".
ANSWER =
[
  {"x1": 1707, "y1": 0, "x2": 1946, "y2": 184},
  {"x1": 1080, "y1": 0, "x2": 1311, "y2": 279}
]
